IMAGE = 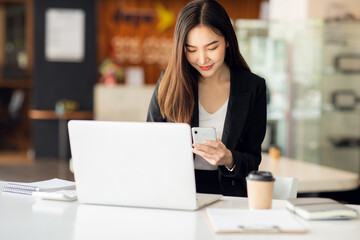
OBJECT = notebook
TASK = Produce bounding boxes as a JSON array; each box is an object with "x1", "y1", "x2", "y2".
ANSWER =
[
  {"x1": 286, "y1": 197, "x2": 359, "y2": 220},
  {"x1": 1, "y1": 178, "x2": 75, "y2": 195},
  {"x1": 68, "y1": 120, "x2": 222, "y2": 210}
]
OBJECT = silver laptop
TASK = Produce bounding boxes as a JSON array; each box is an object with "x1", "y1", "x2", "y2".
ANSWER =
[{"x1": 68, "y1": 120, "x2": 222, "y2": 210}]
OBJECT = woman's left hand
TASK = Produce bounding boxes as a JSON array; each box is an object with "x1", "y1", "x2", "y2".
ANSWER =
[{"x1": 192, "y1": 137, "x2": 234, "y2": 168}]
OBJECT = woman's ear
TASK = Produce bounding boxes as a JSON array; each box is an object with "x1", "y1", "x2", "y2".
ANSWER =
[{"x1": 226, "y1": 41, "x2": 229, "y2": 47}]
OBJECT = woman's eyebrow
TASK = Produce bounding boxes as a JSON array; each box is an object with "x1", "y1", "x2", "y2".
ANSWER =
[{"x1": 185, "y1": 40, "x2": 219, "y2": 48}]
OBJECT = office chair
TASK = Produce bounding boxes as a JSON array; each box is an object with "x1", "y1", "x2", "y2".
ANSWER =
[
  {"x1": 0, "y1": 89, "x2": 25, "y2": 149},
  {"x1": 273, "y1": 177, "x2": 298, "y2": 200}
]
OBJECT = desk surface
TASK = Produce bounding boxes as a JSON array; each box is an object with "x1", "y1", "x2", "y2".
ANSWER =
[
  {"x1": 260, "y1": 153, "x2": 359, "y2": 193},
  {"x1": 1, "y1": 182, "x2": 359, "y2": 240}
]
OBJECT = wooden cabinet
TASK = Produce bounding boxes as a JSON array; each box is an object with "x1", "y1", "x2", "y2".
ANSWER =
[{"x1": 0, "y1": 0, "x2": 33, "y2": 151}]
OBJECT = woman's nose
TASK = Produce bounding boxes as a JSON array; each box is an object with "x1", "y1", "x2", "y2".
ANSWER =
[{"x1": 198, "y1": 50, "x2": 208, "y2": 65}]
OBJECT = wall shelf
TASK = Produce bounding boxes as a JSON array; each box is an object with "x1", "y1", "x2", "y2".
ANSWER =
[{"x1": 0, "y1": 79, "x2": 31, "y2": 88}]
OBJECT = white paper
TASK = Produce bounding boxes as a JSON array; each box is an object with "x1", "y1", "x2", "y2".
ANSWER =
[
  {"x1": 45, "y1": 8, "x2": 85, "y2": 62},
  {"x1": 206, "y1": 208, "x2": 306, "y2": 233}
]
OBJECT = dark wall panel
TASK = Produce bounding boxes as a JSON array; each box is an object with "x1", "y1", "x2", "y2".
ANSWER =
[{"x1": 33, "y1": 0, "x2": 96, "y2": 158}]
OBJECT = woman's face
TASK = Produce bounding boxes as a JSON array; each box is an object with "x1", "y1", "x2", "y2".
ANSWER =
[{"x1": 185, "y1": 25, "x2": 227, "y2": 79}]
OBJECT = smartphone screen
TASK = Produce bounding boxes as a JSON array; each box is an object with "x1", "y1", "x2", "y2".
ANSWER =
[{"x1": 192, "y1": 127, "x2": 217, "y2": 144}]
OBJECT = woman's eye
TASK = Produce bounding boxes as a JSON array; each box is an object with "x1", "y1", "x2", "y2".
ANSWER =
[
  {"x1": 186, "y1": 49, "x2": 196, "y2": 53},
  {"x1": 209, "y1": 46, "x2": 218, "y2": 51}
]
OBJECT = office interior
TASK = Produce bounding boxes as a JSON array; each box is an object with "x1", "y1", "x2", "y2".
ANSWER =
[{"x1": 0, "y1": 0, "x2": 360, "y2": 204}]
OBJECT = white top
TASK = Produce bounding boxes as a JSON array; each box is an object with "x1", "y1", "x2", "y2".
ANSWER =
[{"x1": 194, "y1": 99, "x2": 228, "y2": 170}]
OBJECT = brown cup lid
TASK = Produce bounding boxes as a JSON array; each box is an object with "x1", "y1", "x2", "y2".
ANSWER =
[{"x1": 246, "y1": 171, "x2": 275, "y2": 182}]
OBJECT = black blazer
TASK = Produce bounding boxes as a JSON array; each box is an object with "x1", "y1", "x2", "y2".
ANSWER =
[{"x1": 147, "y1": 68, "x2": 267, "y2": 197}]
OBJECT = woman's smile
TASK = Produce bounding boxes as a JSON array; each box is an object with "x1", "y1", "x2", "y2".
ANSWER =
[{"x1": 199, "y1": 64, "x2": 214, "y2": 71}]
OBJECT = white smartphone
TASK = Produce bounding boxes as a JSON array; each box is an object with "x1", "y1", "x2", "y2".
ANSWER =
[{"x1": 191, "y1": 127, "x2": 217, "y2": 144}]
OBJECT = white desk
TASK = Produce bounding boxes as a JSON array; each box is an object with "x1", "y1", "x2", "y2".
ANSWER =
[
  {"x1": 1, "y1": 183, "x2": 359, "y2": 240},
  {"x1": 260, "y1": 153, "x2": 359, "y2": 193}
]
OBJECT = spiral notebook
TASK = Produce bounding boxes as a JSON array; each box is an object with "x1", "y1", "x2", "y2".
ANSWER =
[{"x1": 1, "y1": 178, "x2": 75, "y2": 195}]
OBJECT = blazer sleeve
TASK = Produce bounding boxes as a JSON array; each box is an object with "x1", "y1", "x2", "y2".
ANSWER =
[
  {"x1": 218, "y1": 77, "x2": 267, "y2": 197},
  {"x1": 146, "y1": 72, "x2": 167, "y2": 122}
]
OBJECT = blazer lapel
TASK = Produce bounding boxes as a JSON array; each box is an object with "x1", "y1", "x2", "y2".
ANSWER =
[
  {"x1": 222, "y1": 71, "x2": 251, "y2": 149},
  {"x1": 191, "y1": 88, "x2": 199, "y2": 127}
]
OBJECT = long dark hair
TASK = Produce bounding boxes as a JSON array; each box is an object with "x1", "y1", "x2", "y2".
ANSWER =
[{"x1": 158, "y1": 0, "x2": 250, "y2": 123}]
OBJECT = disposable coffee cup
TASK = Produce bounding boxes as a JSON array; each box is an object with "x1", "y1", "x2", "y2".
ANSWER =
[{"x1": 246, "y1": 171, "x2": 275, "y2": 209}]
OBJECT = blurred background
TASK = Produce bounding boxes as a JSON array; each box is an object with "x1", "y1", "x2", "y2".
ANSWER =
[{"x1": 0, "y1": 0, "x2": 360, "y2": 202}]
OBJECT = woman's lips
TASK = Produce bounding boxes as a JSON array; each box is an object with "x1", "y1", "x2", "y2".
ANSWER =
[{"x1": 199, "y1": 64, "x2": 214, "y2": 71}]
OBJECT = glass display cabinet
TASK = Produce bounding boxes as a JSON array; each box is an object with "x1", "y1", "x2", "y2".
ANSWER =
[
  {"x1": 291, "y1": 21, "x2": 360, "y2": 174},
  {"x1": 235, "y1": 19, "x2": 360, "y2": 176},
  {"x1": 235, "y1": 20, "x2": 290, "y2": 155},
  {"x1": 290, "y1": 20, "x2": 323, "y2": 164},
  {"x1": 318, "y1": 21, "x2": 360, "y2": 174}
]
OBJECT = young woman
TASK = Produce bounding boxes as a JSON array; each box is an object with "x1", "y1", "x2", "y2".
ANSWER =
[{"x1": 147, "y1": 0, "x2": 267, "y2": 197}]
